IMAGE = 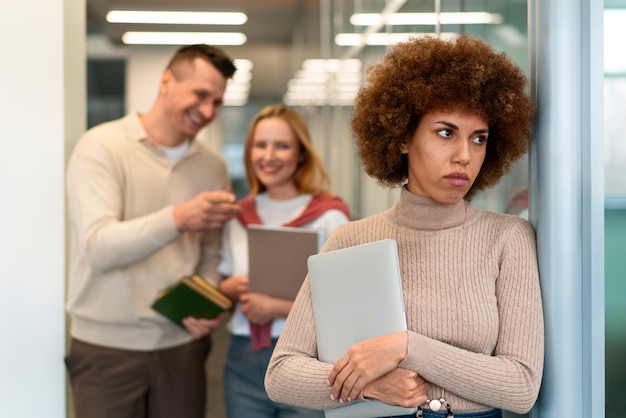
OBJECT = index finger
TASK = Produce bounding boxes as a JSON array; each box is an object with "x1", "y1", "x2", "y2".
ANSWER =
[
  {"x1": 327, "y1": 353, "x2": 349, "y2": 386},
  {"x1": 202, "y1": 190, "x2": 237, "y2": 204},
  {"x1": 212, "y1": 201, "x2": 242, "y2": 214},
  {"x1": 196, "y1": 319, "x2": 221, "y2": 329}
]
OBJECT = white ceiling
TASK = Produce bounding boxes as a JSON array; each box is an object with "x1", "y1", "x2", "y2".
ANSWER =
[
  {"x1": 86, "y1": 0, "x2": 322, "y2": 101},
  {"x1": 85, "y1": 0, "x2": 543, "y2": 103}
]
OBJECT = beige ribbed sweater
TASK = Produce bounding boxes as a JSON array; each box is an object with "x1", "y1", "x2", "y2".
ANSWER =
[{"x1": 265, "y1": 186, "x2": 544, "y2": 414}]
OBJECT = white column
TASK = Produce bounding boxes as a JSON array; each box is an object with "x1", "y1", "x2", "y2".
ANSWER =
[
  {"x1": 0, "y1": 0, "x2": 85, "y2": 417},
  {"x1": 529, "y1": 0, "x2": 605, "y2": 417}
]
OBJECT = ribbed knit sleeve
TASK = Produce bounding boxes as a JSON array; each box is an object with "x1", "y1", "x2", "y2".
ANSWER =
[
  {"x1": 265, "y1": 194, "x2": 544, "y2": 414},
  {"x1": 264, "y1": 273, "x2": 338, "y2": 409},
  {"x1": 66, "y1": 132, "x2": 181, "y2": 273}
]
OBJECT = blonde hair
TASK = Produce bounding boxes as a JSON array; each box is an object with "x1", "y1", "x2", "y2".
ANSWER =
[{"x1": 243, "y1": 105, "x2": 330, "y2": 195}]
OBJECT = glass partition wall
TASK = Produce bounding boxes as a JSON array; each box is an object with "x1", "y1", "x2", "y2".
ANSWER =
[{"x1": 276, "y1": 0, "x2": 531, "y2": 219}]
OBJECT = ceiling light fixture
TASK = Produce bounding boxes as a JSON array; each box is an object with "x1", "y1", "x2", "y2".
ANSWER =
[
  {"x1": 121, "y1": 31, "x2": 247, "y2": 45},
  {"x1": 335, "y1": 32, "x2": 456, "y2": 47},
  {"x1": 284, "y1": 59, "x2": 362, "y2": 106},
  {"x1": 350, "y1": 12, "x2": 503, "y2": 26},
  {"x1": 339, "y1": 0, "x2": 407, "y2": 59},
  {"x1": 604, "y1": 9, "x2": 626, "y2": 74},
  {"x1": 224, "y1": 59, "x2": 253, "y2": 106},
  {"x1": 106, "y1": 10, "x2": 248, "y2": 25}
]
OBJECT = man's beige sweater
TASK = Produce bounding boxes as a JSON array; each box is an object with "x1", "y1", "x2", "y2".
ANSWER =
[
  {"x1": 66, "y1": 113, "x2": 230, "y2": 351},
  {"x1": 266, "y1": 186, "x2": 544, "y2": 414}
]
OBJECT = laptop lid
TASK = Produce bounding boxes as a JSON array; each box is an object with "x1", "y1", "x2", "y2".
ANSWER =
[{"x1": 307, "y1": 239, "x2": 417, "y2": 418}]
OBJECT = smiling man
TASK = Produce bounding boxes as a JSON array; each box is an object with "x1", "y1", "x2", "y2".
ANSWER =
[{"x1": 65, "y1": 45, "x2": 242, "y2": 418}]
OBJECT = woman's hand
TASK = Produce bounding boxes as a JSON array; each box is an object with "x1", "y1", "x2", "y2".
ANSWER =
[
  {"x1": 327, "y1": 331, "x2": 408, "y2": 403},
  {"x1": 240, "y1": 293, "x2": 293, "y2": 324},
  {"x1": 361, "y1": 368, "x2": 429, "y2": 408},
  {"x1": 182, "y1": 314, "x2": 223, "y2": 339},
  {"x1": 219, "y1": 274, "x2": 249, "y2": 301}
]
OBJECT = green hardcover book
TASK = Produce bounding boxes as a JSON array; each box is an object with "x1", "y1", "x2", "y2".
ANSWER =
[{"x1": 151, "y1": 274, "x2": 232, "y2": 329}]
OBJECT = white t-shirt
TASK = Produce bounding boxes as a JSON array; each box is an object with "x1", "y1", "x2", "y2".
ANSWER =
[
  {"x1": 219, "y1": 192, "x2": 350, "y2": 337},
  {"x1": 160, "y1": 140, "x2": 190, "y2": 162}
]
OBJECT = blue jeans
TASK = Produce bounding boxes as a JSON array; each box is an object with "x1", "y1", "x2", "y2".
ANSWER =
[
  {"x1": 391, "y1": 409, "x2": 502, "y2": 418},
  {"x1": 224, "y1": 335, "x2": 324, "y2": 418}
]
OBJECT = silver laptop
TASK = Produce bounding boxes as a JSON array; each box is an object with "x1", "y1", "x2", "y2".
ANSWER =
[
  {"x1": 307, "y1": 239, "x2": 417, "y2": 418},
  {"x1": 247, "y1": 224, "x2": 325, "y2": 300}
]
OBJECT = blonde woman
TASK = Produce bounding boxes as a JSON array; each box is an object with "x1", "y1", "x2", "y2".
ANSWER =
[{"x1": 218, "y1": 105, "x2": 350, "y2": 417}]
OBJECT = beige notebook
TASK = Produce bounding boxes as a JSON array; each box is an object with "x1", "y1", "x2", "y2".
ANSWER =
[
  {"x1": 307, "y1": 239, "x2": 417, "y2": 418},
  {"x1": 247, "y1": 224, "x2": 325, "y2": 300}
]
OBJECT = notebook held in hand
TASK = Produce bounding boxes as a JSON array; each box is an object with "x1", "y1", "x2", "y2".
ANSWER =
[
  {"x1": 248, "y1": 224, "x2": 325, "y2": 300},
  {"x1": 151, "y1": 274, "x2": 232, "y2": 328}
]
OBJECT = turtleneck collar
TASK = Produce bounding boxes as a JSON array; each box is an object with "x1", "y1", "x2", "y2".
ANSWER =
[{"x1": 391, "y1": 185, "x2": 469, "y2": 231}]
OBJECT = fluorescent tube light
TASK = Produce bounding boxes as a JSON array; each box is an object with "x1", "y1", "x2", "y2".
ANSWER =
[
  {"x1": 223, "y1": 96, "x2": 249, "y2": 106},
  {"x1": 303, "y1": 58, "x2": 362, "y2": 72},
  {"x1": 284, "y1": 58, "x2": 362, "y2": 106},
  {"x1": 232, "y1": 72, "x2": 253, "y2": 83},
  {"x1": 605, "y1": 9, "x2": 626, "y2": 73},
  {"x1": 224, "y1": 59, "x2": 252, "y2": 106},
  {"x1": 233, "y1": 59, "x2": 253, "y2": 73},
  {"x1": 107, "y1": 10, "x2": 247, "y2": 25},
  {"x1": 350, "y1": 12, "x2": 503, "y2": 26},
  {"x1": 225, "y1": 82, "x2": 251, "y2": 93},
  {"x1": 335, "y1": 32, "x2": 456, "y2": 46},
  {"x1": 121, "y1": 31, "x2": 247, "y2": 45},
  {"x1": 295, "y1": 71, "x2": 329, "y2": 83}
]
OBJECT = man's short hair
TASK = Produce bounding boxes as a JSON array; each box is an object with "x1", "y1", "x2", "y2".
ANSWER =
[{"x1": 166, "y1": 44, "x2": 237, "y2": 79}]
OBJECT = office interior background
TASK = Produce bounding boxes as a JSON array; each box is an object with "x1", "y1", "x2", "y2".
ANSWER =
[{"x1": 0, "y1": 0, "x2": 622, "y2": 417}]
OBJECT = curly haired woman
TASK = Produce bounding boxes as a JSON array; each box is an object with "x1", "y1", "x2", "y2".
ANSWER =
[{"x1": 265, "y1": 36, "x2": 544, "y2": 418}]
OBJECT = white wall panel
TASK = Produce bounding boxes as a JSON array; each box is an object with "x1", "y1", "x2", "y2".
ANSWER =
[{"x1": 0, "y1": 0, "x2": 84, "y2": 416}]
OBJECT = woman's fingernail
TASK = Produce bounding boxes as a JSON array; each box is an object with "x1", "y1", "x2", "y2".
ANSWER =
[
  {"x1": 330, "y1": 394, "x2": 335, "y2": 400},
  {"x1": 347, "y1": 397, "x2": 352, "y2": 402},
  {"x1": 326, "y1": 380, "x2": 331, "y2": 386}
]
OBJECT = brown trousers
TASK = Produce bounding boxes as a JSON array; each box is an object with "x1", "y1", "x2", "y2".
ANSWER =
[{"x1": 65, "y1": 337, "x2": 212, "y2": 418}]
